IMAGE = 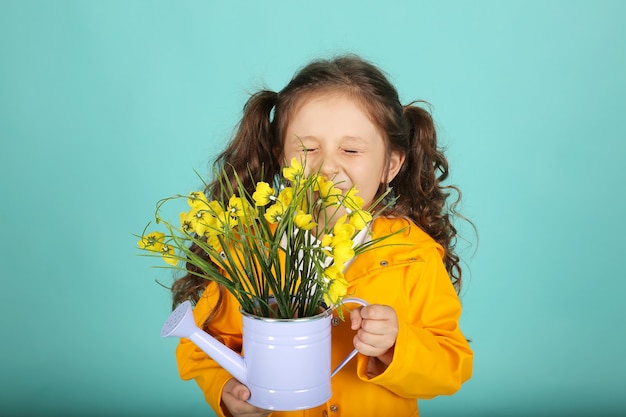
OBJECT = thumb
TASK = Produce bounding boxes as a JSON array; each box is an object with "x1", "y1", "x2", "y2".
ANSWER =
[{"x1": 232, "y1": 383, "x2": 251, "y2": 401}]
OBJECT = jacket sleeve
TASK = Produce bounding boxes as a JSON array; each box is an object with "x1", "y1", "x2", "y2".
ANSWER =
[
  {"x1": 175, "y1": 283, "x2": 244, "y2": 417},
  {"x1": 355, "y1": 247, "x2": 473, "y2": 399}
]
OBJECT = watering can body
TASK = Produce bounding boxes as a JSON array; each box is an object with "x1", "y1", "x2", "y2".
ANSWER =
[{"x1": 161, "y1": 298, "x2": 367, "y2": 411}]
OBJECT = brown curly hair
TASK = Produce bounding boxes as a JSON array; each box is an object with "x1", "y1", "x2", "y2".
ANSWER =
[{"x1": 171, "y1": 54, "x2": 469, "y2": 313}]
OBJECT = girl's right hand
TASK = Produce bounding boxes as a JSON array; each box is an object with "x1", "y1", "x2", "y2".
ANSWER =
[{"x1": 222, "y1": 378, "x2": 272, "y2": 417}]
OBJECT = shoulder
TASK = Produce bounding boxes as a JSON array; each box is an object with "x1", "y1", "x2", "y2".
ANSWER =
[{"x1": 370, "y1": 216, "x2": 444, "y2": 260}]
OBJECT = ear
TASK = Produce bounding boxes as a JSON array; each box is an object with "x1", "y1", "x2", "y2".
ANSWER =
[{"x1": 386, "y1": 150, "x2": 405, "y2": 183}]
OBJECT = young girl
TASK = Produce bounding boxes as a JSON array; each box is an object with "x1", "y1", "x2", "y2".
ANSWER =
[{"x1": 171, "y1": 54, "x2": 473, "y2": 417}]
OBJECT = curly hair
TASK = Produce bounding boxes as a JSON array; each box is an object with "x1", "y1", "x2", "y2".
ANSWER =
[{"x1": 171, "y1": 54, "x2": 469, "y2": 312}]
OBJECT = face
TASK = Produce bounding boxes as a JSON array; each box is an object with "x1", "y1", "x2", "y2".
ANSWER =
[{"x1": 282, "y1": 93, "x2": 404, "y2": 215}]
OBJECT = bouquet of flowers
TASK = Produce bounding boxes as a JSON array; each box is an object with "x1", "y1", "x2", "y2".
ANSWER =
[{"x1": 138, "y1": 158, "x2": 395, "y2": 319}]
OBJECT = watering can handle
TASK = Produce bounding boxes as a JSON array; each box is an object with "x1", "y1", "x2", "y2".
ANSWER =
[{"x1": 330, "y1": 297, "x2": 369, "y2": 377}]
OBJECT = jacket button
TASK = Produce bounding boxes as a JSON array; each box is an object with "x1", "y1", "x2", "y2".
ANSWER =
[
  {"x1": 380, "y1": 260, "x2": 389, "y2": 266},
  {"x1": 322, "y1": 411, "x2": 328, "y2": 417},
  {"x1": 331, "y1": 317, "x2": 340, "y2": 326},
  {"x1": 330, "y1": 404, "x2": 339, "y2": 412}
]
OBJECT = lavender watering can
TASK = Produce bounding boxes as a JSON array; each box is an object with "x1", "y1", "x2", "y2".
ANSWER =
[{"x1": 161, "y1": 297, "x2": 368, "y2": 411}]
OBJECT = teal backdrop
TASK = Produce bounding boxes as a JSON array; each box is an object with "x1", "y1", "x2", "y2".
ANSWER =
[{"x1": 1, "y1": 1, "x2": 625, "y2": 416}]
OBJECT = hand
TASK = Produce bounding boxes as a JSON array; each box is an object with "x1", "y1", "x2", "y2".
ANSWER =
[
  {"x1": 350, "y1": 304, "x2": 398, "y2": 366},
  {"x1": 221, "y1": 378, "x2": 272, "y2": 417}
]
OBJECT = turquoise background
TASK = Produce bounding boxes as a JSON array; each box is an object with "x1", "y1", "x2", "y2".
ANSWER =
[{"x1": 1, "y1": 1, "x2": 625, "y2": 416}]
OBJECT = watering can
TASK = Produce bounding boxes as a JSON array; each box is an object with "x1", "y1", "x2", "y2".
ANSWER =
[{"x1": 161, "y1": 298, "x2": 368, "y2": 411}]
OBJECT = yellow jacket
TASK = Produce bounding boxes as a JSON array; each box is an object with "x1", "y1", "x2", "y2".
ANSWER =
[{"x1": 176, "y1": 217, "x2": 473, "y2": 417}]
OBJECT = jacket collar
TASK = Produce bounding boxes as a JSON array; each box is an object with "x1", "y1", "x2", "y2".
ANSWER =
[{"x1": 346, "y1": 216, "x2": 444, "y2": 281}]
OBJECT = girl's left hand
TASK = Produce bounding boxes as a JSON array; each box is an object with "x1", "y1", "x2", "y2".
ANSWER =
[{"x1": 350, "y1": 304, "x2": 398, "y2": 365}]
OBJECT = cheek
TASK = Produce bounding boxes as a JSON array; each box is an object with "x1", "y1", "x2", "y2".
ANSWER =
[
  {"x1": 282, "y1": 151, "x2": 302, "y2": 169},
  {"x1": 286, "y1": 153, "x2": 322, "y2": 175},
  {"x1": 305, "y1": 155, "x2": 324, "y2": 173},
  {"x1": 281, "y1": 145, "x2": 294, "y2": 162},
  {"x1": 355, "y1": 170, "x2": 385, "y2": 201}
]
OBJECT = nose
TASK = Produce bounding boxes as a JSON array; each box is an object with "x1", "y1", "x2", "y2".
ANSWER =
[{"x1": 318, "y1": 152, "x2": 339, "y2": 179}]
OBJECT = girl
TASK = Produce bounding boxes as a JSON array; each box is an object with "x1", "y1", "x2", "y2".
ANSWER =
[{"x1": 171, "y1": 54, "x2": 473, "y2": 417}]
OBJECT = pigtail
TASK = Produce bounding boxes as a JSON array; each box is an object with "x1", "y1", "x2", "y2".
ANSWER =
[
  {"x1": 210, "y1": 90, "x2": 280, "y2": 200},
  {"x1": 398, "y1": 102, "x2": 463, "y2": 292},
  {"x1": 170, "y1": 90, "x2": 279, "y2": 316}
]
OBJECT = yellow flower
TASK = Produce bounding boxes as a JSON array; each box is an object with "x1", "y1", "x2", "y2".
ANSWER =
[
  {"x1": 183, "y1": 199, "x2": 226, "y2": 237},
  {"x1": 320, "y1": 233, "x2": 331, "y2": 250},
  {"x1": 331, "y1": 238, "x2": 355, "y2": 266},
  {"x1": 187, "y1": 207, "x2": 215, "y2": 236},
  {"x1": 252, "y1": 182, "x2": 275, "y2": 206},
  {"x1": 277, "y1": 187, "x2": 294, "y2": 206},
  {"x1": 228, "y1": 195, "x2": 255, "y2": 225},
  {"x1": 319, "y1": 216, "x2": 356, "y2": 265},
  {"x1": 206, "y1": 200, "x2": 225, "y2": 217},
  {"x1": 180, "y1": 212, "x2": 195, "y2": 234},
  {"x1": 161, "y1": 243, "x2": 178, "y2": 266},
  {"x1": 332, "y1": 216, "x2": 356, "y2": 240},
  {"x1": 215, "y1": 210, "x2": 233, "y2": 230},
  {"x1": 264, "y1": 202, "x2": 284, "y2": 224},
  {"x1": 294, "y1": 210, "x2": 316, "y2": 230},
  {"x1": 228, "y1": 195, "x2": 245, "y2": 218},
  {"x1": 322, "y1": 264, "x2": 343, "y2": 281},
  {"x1": 282, "y1": 157, "x2": 304, "y2": 183},
  {"x1": 207, "y1": 234, "x2": 221, "y2": 252},
  {"x1": 343, "y1": 188, "x2": 365, "y2": 212},
  {"x1": 316, "y1": 176, "x2": 342, "y2": 206},
  {"x1": 138, "y1": 232, "x2": 178, "y2": 266},
  {"x1": 187, "y1": 191, "x2": 208, "y2": 208},
  {"x1": 348, "y1": 209, "x2": 372, "y2": 231},
  {"x1": 323, "y1": 269, "x2": 349, "y2": 306},
  {"x1": 321, "y1": 238, "x2": 355, "y2": 267},
  {"x1": 138, "y1": 231, "x2": 165, "y2": 252}
]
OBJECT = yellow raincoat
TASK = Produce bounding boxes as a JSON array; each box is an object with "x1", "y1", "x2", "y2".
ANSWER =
[{"x1": 176, "y1": 216, "x2": 473, "y2": 417}]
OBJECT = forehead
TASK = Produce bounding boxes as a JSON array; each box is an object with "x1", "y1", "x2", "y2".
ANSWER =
[
  {"x1": 290, "y1": 90, "x2": 370, "y2": 117},
  {"x1": 286, "y1": 92, "x2": 381, "y2": 135}
]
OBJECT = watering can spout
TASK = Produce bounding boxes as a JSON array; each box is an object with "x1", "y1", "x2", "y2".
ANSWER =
[{"x1": 161, "y1": 300, "x2": 247, "y2": 384}]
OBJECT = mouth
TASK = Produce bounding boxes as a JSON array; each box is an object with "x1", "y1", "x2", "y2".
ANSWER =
[{"x1": 328, "y1": 178, "x2": 350, "y2": 191}]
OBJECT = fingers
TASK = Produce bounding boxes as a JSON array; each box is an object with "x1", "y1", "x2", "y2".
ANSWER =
[
  {"x1": 350, "y1": 305, "x2": 398, "y2": 358},
  {"x1": 352, "y1": 305, "x2": 398, "y2": 332},
  {"x1": 222, "y1": 379, "x2": 271, "y2": 417},
  {"x1": 350, "y1": 306, "x2": 363, "y2": 330}
]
